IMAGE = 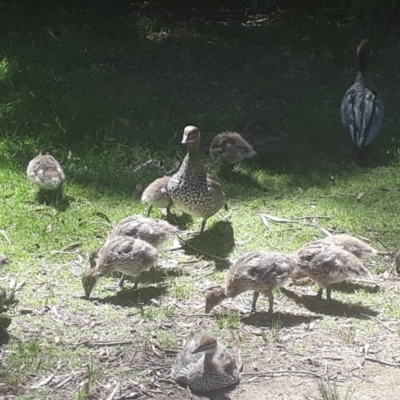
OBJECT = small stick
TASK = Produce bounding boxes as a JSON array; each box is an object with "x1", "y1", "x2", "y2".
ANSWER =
[
  {"x1": 105, "y1": 380, "x2": 120, "y2": 400},
  {"x1": 365, "y1": 357, "x2": 400, "y2": 367},
  {"x1": 0, "y1": 230, "x2": 11, "y2": 244},
  {"x1": 360, "y1": 314, "x2": 396, "y2": 333},
  {"x1": 242, "y1": 369, "x2": 324, "y2": 378},
  {"x1": 83, "y1": 340, "x2": 134, "y2": 347}
]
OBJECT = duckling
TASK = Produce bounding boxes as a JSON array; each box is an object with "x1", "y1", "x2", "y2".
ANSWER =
[
  {"x1": 314, "y1": 234, "x2": 377, "y2": 259},
  {"x1": 82, "y1": 236, "x2": 158, "y2": 298},
  {"x1": 171, "y1": 332, "x2": 241, "y2": 392},
  {"x1": 0, "y1": 253, "x2": 11, "y2": 268},
  {"x1": 141, "y1": 176, "x2": 173, "y2": 217},
  {"x1": 235, "y1": 118, "x2": 281, "y2": 149},
  {"x1": 340, "y1": 39, "x2": 384, "y2": 158},
  {"x1": 89, "y1": 215, "x2": 178, "y2": 268},
  {"x1": 205, "y1": 250, "x2": 303, "y2": 315},
  {"x1": 298, "y1": 243, "x2": 370, "y2": 300},
  {"x1": 167, "y1": 126, "x2": 226, "y2": 233},
  {"x1": 209, "y1": 132, "x2": 256, "y2": 170},
  {"x1": 27, "y1": 152, "x2": 65, "y2": 190},
  {"x1": 0, "y1": 254, "x2": 11, "y2": 311}
]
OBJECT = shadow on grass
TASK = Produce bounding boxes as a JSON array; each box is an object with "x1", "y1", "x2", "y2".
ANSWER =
[
  {"x1": 241, "y1": 311, "x2": 323, "y2": 328},
  {"x1": 88, "y1": 285, "x2": 168, "y2": 308},
  {"x1": 331, "y1": 281, "x2": 381, "y2": 294},
  {"x1": 37, "y1": 190, "x2": 73, "y2": 211},
  {"x1": 281, "y1": 288, "x2": 379, "y2": 318},
  {"x1": 0, "y1": 317, "x2": 11, "y2": 346},
  {"x1": 180, "y1": 221, "x2": 234, "y2": 267}
]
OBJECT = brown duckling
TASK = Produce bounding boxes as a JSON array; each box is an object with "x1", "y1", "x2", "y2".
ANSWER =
[
  {"x1": 141, "y1": 176, "x2": 173, "y2": 217},
  {"x1": 167, "y1": 126, "x2": 226, "y2": 232},
  {"x1": 205, "y1": 250, "x2": 303, "y2": 315},
  {"x1": 235, "y1": 118, "x2": 281, "y2": 149},
  {"x1": 82, "y1": 236, "x2": 158, "y2": 298},
  {"x1": 209, "y1": 132, "x2": 256, "y2": 170},
  {"x1": 298, "y1": 243, "x2": 370, "y2": 300},
  {"x1": 27, "y1": 152, "x2": 65, "y2": 190},
  {"x1": 171, "y1": 332, "x2": 241, "y2": 392}
]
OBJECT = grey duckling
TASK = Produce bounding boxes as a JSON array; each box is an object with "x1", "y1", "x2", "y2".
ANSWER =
[
  {"x1": 171, "y1": 332, "x2": 241, "y2": 392},
  {"x1": 298, "y1": 243, "x2": 370, "y2": 300},
  {"x1": 167, "y1": 126, "x2": 226, "y2": 233},
  {"x1": 293, "y1": 234, "x2": 377, "y2": 280},
  {"x1": 314, "y1": 234, "x2": 377, "y2": 259},
  {"x1": 82, "y1": 236, "x2": 158, "y2": 298},
  {"x1": 141, "y1": 176, "x2": 173, "y2": 217},
  {"x1": 340, "y1": 39, "x2": 384, "y2": 157},
  {"x1": 27, "y1": 152, "x2": 65, "y2": 190},
  {"x1": 205, "y1": 250, "x2": 304, "y2": 315},
  {"x1": 89, "y1": 215, "x2": 177, "y2": 273},
  {"x1": 209, "y1": 131, "x2": 256, "y2": 170}
]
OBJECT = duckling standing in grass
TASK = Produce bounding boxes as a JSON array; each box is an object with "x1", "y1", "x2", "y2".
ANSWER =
[
  {"x1": 313, "y1": 234, "x2": 377, "y2": 259},
  {"x1": 89, "y1": 215, "x2": 177, "y2": 269},
  {"x1": 171, "y1": 332, "x2": 241, "y2": 392},
  {"x1": 0, "y1": 254, "x2": 11, "y2": 310},
  {"x1": 205, "y1": 250, "x2": 304, "y2": 315},
  {"x1": 83, "y1": 236, "x2": 158, "y2": 298},
  {"x1": 27, "y1": 152, "x2": 65, "y2": 192},
  {"x1": 141, "y1": 176, "x2": 173, "y2": 217},
  {"x1": 167, "y1": 126, "x2": 226, "y2": 233},
  {"x1": 340, "y1": 39, "x2": 384, "y2": 158},
  {"x1": 297, "y1": 243, "x2": 370, "y2": 300},
  {"x1": 209, "y1": 131, "x2": 256, "y2": 173}
]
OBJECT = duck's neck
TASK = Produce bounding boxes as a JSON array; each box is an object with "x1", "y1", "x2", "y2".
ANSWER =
[
  {"x1": 203, "y1": 350, "x2": 217, "y2": 371},
  {"x1": 187, "y1": 142, "x2": 200, "y2": 158},
  {"x1": 178, "y1": 141, "x2": 206, "y2": 178},
  {"x1": 356, "y1": 51, "x2": 373, "y2": 86}
]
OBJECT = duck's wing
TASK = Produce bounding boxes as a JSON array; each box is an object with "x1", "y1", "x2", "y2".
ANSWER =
[{"x1": 341, "y1": 85, "x2": 384, "y2": 150}]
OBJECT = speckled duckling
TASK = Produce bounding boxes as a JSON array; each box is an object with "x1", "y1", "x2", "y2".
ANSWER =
[
  {"x1": 141, "y1": 176, "x2": 173, "y2": 217},
  {"x1": 0, "y1": 254, "x2": 11, "y2": 310},
  {"x1": 293, "y1": 234, "x2": 377, "y2": 281},
  {"x1": 298, "y1": 243, "x2": 370, "y2": 300},
  {"x1": 171, "y1": 332, "x2": 241, "y2": 392},
  {"x1": 205, "y1": 250, "x2": 304, "y2": 315},
  {"x1": 89, "y1": 215, "x2": 177, "y2": 267},
  {"x1": 312, "y1": 234, "x2": 377, "y2": 259},
  {"x1": 82, "y1": 236, "x2": 158, "y2": 298},
  {"x1": 209, "y1": 131, "x2": 256, "y2": 169},
  {"x1": 167, "y1": 126, "x2": 226, "y2": 232},
  {"x1": 27, "y1": 152, "x2": 65, "y2": 190}
]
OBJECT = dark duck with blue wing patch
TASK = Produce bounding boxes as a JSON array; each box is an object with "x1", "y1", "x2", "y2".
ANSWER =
[{"x1": 340, "y1": 39, "x2": 384, "y2": 158}]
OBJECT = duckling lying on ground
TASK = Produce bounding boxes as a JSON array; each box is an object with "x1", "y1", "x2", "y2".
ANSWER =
[
  {"x1": 167, "y1": 126, "x2": 226, "y2": 233},
  {"x1": 83, "y1": 236, "x2": 158, "y2": 298},
  {"x1": 27, "y1": 152, "x2": 65, "y2": 192},
  {"x1": 209, "y1": 132, "x2": 256, "y2": 172},
  {"x1": 205, "y1": 250, "x2": 304, "y2": 315},
  {"x1": 141, "y1": 176, "x2": 173, "y2": 217},
  {"x1": 235, "y1": 118, "x2": 281, "y2": 149},
  {"x1": 0, "y1": 254, "x2": 11, "y2": 310},
  {"x1": 297, "y1": 243, "x2": 370, "y2": 300},
  {"x1": 171, "y1": 332, "x2": 241, "y2": 392}
]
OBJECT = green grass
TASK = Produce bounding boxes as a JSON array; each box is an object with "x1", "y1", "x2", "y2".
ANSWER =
[{"x1": 1, "y1": 1, "x2": 400, "y2": 398}]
